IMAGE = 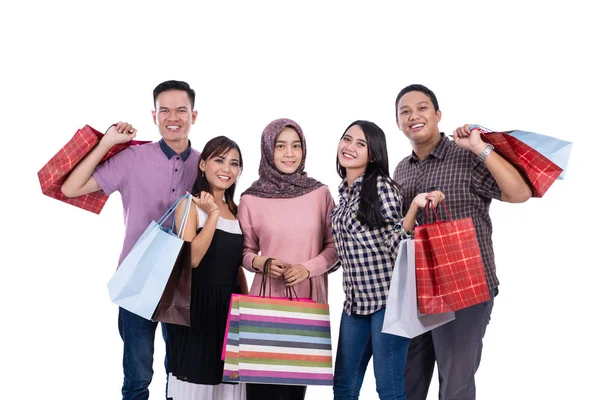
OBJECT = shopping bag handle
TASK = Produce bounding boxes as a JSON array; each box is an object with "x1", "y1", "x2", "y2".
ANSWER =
[
  {"x1": 258, "y1": 257, "x2": 273, "y2": 298},
  {"x1": 172, "y1": 194, "x2": 193, "y2": 239},
  {"x1": 425, "y1": 200, "x2": 454, "y2": 224},
  {"x1": 156, "y1": 194, "x2": 192, "y2": 232},
  {"x1": 258, "y1": 258, "x2": 300, "y2": 301},
  {"x1": 468, "y1": 124, "x2": 493, "y2": 133}
]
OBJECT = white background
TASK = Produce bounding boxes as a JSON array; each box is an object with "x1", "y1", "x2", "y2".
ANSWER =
[{"x1": 2, "y1": 1, "x2": 598, "y2": 399}]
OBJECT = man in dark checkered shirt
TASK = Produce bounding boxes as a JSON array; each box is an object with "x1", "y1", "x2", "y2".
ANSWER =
[{"x1": 393, "y1": 84, "x2": 532, "y2": 400}]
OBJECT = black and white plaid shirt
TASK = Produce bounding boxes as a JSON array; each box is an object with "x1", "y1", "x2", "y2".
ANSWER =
[
  {"x1": 393, "y1": 133, "x2": 502, "y2": 289},
  {"x1": 331, "y1": 175, "x2": 407, "y2": 316}
]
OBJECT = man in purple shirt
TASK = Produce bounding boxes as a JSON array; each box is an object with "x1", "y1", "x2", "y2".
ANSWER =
[{"x1": 62, "y1": 80, "x2": 200, "y2": 400}]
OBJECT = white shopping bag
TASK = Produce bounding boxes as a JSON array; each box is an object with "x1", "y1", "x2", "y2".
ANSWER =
[{"x1": 382, "y1": 239, "x2": 455, "y2": 338}]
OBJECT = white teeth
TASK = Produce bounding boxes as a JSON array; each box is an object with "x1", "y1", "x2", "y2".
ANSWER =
[
  {"x1": 217, "y1": 176, "x2": 230, "y2": 180},
  {"x1": 412, "y1": 124, "x2": 424, "y2": 129},
  {"x1": 342, "y1": 152, "x2": 356, "y2": 159},
  {"x1": 167, "y1": 126, "x2": 180, "y2": 130}
]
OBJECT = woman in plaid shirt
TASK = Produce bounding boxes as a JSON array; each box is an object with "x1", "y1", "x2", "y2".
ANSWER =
[{"x1": 331, "y1": 120, "x2": 444, "y2": 400}]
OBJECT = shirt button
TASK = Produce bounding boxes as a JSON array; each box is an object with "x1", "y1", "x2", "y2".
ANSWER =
[
  {"x1": 176, "y1": 156, "x2": 180, "y2": 160},
  {"x1": 175, "y1": 168, "x2": 178, "y2": 172},
  {"x1": 172, "y1": 189, "x2": 175, "y2": 192}
]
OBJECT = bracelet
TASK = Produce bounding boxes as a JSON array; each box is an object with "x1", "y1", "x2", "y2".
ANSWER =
[
  {"x1": 207, "y1": 208, "x2": 219, "y2": 216},
  {"x1": 477, "y1": 143, "x2": 494, "y2": 162}
]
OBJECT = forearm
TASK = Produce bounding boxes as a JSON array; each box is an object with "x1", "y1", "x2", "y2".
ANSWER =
[
  {"x1": 61, "y1": 140, "x2": 112, "y2": 197},
  {"x1": 250, "y1": 255, "x2": 269, "y2": 272},
  {"x1": 302, "y1": 243, "x2": 338, "y2": 277},
  {"x1": 402, "y1": 202, "x2": 420, "y2": 233},
  {"x1": 482, "y1": 150, "x2": 532, "y2": 203},
  {"x1": 189, "y1": 211, "x2": 219, "y2": 266}
]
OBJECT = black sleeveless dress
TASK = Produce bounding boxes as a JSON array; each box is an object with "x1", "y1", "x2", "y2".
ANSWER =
[{"x1": 166, "y1": 212, "x2": 243, "y2": 385}]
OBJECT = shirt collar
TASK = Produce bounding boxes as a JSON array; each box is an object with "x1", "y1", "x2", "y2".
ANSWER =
[
  {"x1": 159, "y1": 139, "x2": 192, "y2": 161},
  {"x1": 338, "y1": 174, "x2": 364, "y2": 197},
  {"x1": 409, "y1": 132, "x2": 449, "y2": 162}
]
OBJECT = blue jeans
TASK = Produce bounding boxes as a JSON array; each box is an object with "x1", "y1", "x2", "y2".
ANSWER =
[
  {"x1": 118, "y1": 307, "x2": 170, "y2": 400},
  {"x1": 333, "y1": 307, "x2": 411, "y2": 400}
]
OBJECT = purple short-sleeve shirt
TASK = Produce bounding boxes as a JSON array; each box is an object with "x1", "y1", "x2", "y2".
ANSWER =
[{"x1": 93, "y1": 139, "x2": 200, "y2": 265}]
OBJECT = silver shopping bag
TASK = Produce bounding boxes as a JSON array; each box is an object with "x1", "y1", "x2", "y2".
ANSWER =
[{"x1": 382, "y1": 238, "x2": 455, "y2": 338}]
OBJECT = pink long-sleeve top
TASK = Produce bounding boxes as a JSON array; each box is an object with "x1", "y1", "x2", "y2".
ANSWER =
[{"x1": 237, "y1": 185, "x2": 339, "y2": 304}]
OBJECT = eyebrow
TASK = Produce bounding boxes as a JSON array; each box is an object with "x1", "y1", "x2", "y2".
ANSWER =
[
  {"x1": 399, "y1": 101, "x2": 429, "y2": 110},
  {"x1": 344, "y1": 134, "x2": 367, "y2": 144},
  {"x1": 158, "y1": 106, "x2": 189, "y2": 110},
  {"x1": 275, "y1": 140, "x2": 302, "y2": 144},
  {"x1": 214, "y1": 155, "x2": 240, "y2": 162}
]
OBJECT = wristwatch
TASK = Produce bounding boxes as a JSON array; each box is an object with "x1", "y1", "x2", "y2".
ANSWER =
[{"x1": 477, "y1": 143, "x2": 494, "y2": 162}]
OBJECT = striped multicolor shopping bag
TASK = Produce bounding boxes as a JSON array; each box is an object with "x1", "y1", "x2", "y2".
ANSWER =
[
  {"x1": 222, "y1": 294, "x2": 241, "y2": 381},
  {"x1": 223, "y1": 295, "x2": 333, "y2": 386}
]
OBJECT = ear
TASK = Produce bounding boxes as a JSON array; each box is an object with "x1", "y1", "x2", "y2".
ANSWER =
[
  {"x1": 199, "y1": 159, "x2": 206, "y2": 172},
  {"x1": 191, "y1": 110, "x2": 198, "y2": 124},
  {"x1": 436, "y1": 109, "x2": 442, "y2": 123},
  {"x1": 152, "y1": 110, "x2": 158, "y2": 125}
]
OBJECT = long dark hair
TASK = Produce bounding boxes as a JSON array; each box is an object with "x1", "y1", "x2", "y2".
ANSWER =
[
  {"x1": 336, "y1": 120, "x2": 400, "y2": 228},
  {"x1": 192, "y1": 136, "x2": 243, "y2": 216}
]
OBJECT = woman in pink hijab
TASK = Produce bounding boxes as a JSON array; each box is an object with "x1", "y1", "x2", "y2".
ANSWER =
[{"x1": 238, "y1": 118, "x2": 339, "y2": 400}]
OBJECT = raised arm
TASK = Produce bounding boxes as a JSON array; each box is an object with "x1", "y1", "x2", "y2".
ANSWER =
[
  {"x1": 453, "y1": 124, "x2": 532, "y2": 203},
  {"x1": 61, "y1": 122, "x2": 136, "y2": 197},
  {"x1": 175, "y1": 192, "x2": 220, "y2": 267}
]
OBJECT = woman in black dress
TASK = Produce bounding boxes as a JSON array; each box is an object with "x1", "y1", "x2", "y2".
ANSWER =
[{"x1": 166, "y1": 136, "x2": 248, "y2": 400}]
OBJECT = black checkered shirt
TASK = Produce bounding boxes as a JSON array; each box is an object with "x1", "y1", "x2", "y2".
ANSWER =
[
  {"x1": 393, "y1": 133, "x2": 502, "y2": 289},
  {"x1": 331, "y1": 175, "x2": 407, "y2": 316}
]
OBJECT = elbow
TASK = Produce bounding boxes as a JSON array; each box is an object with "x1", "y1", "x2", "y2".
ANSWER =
[
  {"x1": 61, "y1": 184, "x2": 77, "y2": 198},
  {"x1": 502, "y1": 186, "x2": 533, "y2": 203}
]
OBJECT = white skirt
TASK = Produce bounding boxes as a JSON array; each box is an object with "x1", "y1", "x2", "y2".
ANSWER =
[{"x1": 167, "y1": 373, "x2": 246, "y2": 400}]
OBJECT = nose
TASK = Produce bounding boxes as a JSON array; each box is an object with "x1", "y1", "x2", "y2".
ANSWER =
[
  {"x1": 167, "y1": 110, "x2": 179, "y2": 120},
  {"x1": 284, "y1": 146, "x2": 294, "y2": 156}
]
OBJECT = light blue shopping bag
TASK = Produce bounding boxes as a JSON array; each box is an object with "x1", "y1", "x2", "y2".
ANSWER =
[
  {"x1": 508, "y1": 130, "x2": 572, "y2": 179},
  {"x1": 107, "y1": 194, "x2": 193, "y2": 320}
]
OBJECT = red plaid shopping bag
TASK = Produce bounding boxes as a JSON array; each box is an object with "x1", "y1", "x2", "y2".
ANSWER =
[
  {"x1": 473, "y1": 126, "x2": 562, "y2": 197},
  {"x1": 414, "y1": 202, "x2": 490, "y2": 314},
  {"x1": 37, "y1": 125, "x2": 150, "y2": 214}
]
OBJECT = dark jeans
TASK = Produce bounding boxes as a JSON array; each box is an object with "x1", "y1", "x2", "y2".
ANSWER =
[
  {"x1": 246, "y1": 383, "x2": 306, "y2": 400},
  {"x1": 118, "y1": 307, "x2": 170, "y2": 400},
  {"x1": 404, "y1": 292, "x2": 496, "y2": 400},
  {"x1": 333, "y1": 307, "x2": 411, "y2": 400}
]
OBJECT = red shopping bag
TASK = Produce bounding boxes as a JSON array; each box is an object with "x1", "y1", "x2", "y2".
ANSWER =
[
  {"x1": 414, "y1": 202, "x2": 490, "y2": 314},
  {"x1": 37, "y1": 125, "x2": 150, "y2": 214},
  {"x1": 473, "y1": 126, "x2": 562, "y2": 197}
]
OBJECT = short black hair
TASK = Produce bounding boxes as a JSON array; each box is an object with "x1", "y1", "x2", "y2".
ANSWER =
[
  {"x1": 395, "y1": 84, "x2": 439, "y2": 119},
  {"x1": 153, "y1": 80, "x2": 196, "y2": 109}
]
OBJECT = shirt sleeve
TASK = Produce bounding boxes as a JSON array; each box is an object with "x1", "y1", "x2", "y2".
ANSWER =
[
  {"x1": 237, "y1": 197, "x2": 260, "y2": 273},
  {"x1": 378, "y1": 178, "x2": 407, "y2": 256},
  {"x1": 92, "y1": 146, "x2": 136, "y2": 195},
  {"x1": 301, "y1": 188, "x2": 340, "y2": 277},
  {"x1": 471, "y1": 157, "x2": 502, "y2": 201}
]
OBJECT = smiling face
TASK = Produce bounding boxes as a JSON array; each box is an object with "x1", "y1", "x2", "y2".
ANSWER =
[
  {"x1": 152, "y1": 89, "x2": 198, "y2": 143},
  {"x1": 396, "y1": 90, "x2": 442, "y2": 145},
  {"x1": 199, "y1": 148, "x2": 241, "y2": 192},
  {"x1": 337, "y1": 124, "x2": 369, "y2": 174},
  {"x1": 273, "y1": 127, "x2": 303, "y2": 174}
]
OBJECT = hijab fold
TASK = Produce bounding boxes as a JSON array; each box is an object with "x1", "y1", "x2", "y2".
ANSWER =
[{"x1": 242, "y1": 118, "x2": 323, "y2": 199}]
